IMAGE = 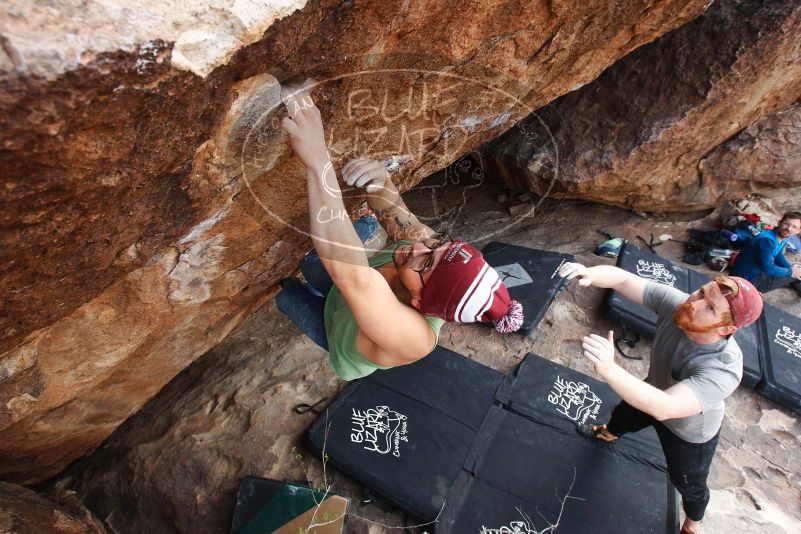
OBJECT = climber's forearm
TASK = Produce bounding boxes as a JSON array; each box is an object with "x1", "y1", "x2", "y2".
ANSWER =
[
  {"x1": 367, "y1": 177, "x2": 435, "y2": 242},
  {"x1": 306, "y1": 159, "x2": 370, "y2": 284}
]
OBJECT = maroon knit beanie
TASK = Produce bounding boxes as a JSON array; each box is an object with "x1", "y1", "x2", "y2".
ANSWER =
[{"x1": 418, "y1": 241, "x2": 524, "y2": 333}]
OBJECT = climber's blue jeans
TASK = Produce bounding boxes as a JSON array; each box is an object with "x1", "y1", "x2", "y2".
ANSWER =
[{"x1": 275, "y1": 215, "x2": 379, "y2": 350}]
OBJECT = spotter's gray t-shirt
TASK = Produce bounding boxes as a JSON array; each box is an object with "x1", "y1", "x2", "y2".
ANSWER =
[{"x1": 644, "y1": 282, "x2": 743, "y2": 443}]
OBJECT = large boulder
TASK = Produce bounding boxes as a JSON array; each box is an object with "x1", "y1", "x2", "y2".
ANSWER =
[
  {"x1": 699, "y1": 102, "x2": 801, "y2": 209},
  {"x1": 0, "y1": 482, "x2": 106, "y2": 534},
  {"x1": 0, "y1": 0, "x2": 711, "y2": 484},
  {"x1": 478, "y1": 0, "x2": 801, "y2": 212}
]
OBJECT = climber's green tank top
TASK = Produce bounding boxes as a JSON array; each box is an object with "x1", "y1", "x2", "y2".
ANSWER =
[{"x1": 324, "y1": 240, "x2": 445, "y2": 381}]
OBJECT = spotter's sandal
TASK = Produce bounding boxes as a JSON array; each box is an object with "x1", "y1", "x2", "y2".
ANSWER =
[{"x1": 576, "y1": 423, "x2": 618, "y2": 442}]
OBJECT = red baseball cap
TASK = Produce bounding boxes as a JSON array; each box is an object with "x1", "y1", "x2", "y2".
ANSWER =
[{"x1": 717, "y1": 276, "x2": 763, "y2": 328}]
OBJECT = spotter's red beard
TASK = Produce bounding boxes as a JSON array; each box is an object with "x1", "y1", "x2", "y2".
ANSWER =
[{"x1": 672, "y1": 302, "x2": 725, "y2": 333}]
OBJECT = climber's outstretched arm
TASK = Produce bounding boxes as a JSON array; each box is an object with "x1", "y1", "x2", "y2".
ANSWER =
[
  {"x1": 342, "y1": 158, "x2": 438, "y2": 243},
  {"x1": 280, "y1": 91, "x2": 436, "y2": 363},
  {"x1": 281, "y1": 89, "x2": 369, "y2": 284}
]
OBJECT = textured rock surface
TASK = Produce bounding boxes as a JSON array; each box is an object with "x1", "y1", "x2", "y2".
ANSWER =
[
  {"x1": 699, "y1": 103, "x2": 801, "y2": 200},
  {"x1": 56, "y1": 176, "x2": 801, "y2": 533},
  {"x1": 0, "y1": 0, "x2": 711, "y2": 483},
  {"x1": 0, "y1": 481, "x2": 106, "y2": 534},
  {"x1": 478, "y1": 0, "x2": 801, "y2": 211},
  {"x1": 0, "y1": 1, "x2": 308, "y2": 78}
]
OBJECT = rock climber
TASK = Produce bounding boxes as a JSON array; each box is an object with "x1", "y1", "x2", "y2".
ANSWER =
[{"x1": 275, "y1": 88, "x2": 523, "y2": 380}]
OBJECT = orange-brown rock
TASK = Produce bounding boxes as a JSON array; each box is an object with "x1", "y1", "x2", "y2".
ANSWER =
[
  {"x1": 699, "y1": 103, "x2": 801, "y2": 204},
  {"x1": 0, "y1": 0, "x2": 710, "y2": 483},
  {"x1": 0, "y1": 482, "x2": 106, "y2": 534},
  {"x1": 479, "y1": 0, "x2": 801, "y2": 212}
]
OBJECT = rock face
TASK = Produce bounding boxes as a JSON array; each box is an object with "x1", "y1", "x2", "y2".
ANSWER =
[
  {"x1": 478, "y1": 0, "x2": 801, "y2": 212},
  {"x1": 0, "y1": 481, "x2": 106, "y2": 534},
  {"x1": 0, "y1": 0, "x2": 711, "y2": 483},
  {"x1": 699, "y1": 103, "x2": 801, "y2": 200}
]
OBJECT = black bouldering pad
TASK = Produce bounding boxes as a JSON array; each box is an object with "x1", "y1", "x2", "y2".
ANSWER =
[
  {"x1": 305, "y1": 346, "x2": 503, "y2": 520},
  {"x1": 307, "y1": 349, "x2": 678, "y2": 532},
  {"x1": 481, "y1": 242, "x2": 575, "y2": 336},
  {"x1": 230, "y1": 477, "x2": 349, "y2": 534},
  {"x1": 757, "y1": 304, "x2": 801, "y2": 414},
  {"x1": 688, "y1": 269, "x2": 711, "y2": 293},
  {"x1": 438, "y1": 354, "x2": 678, "y2": 533},
  {"x1": 438, "y1": 406, "x2": 679, "y2": 534},
  {"x1": 732, "y1": 321, "x2": 763, "y2": 389},
  {"x1": 494, "y1": 353, "x2": 665, "y2": 459}
]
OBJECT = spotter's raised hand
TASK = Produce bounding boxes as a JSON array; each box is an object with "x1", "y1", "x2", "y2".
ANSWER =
[
  {"x1": 582, "y1": 331, "x2": 616, "y2": 374},
  {"x1": 558, "y1": 262, "x2": 593, "y2": 287}
]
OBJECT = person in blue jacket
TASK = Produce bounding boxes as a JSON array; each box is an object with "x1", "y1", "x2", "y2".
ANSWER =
[{"x1": 730, "y1": 211, "x2": 801, "y2": 293}]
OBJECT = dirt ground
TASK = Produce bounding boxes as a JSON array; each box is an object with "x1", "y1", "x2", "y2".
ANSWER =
[{"x1": 61, "y1": 171, "x2": 801, "y2": 534}]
